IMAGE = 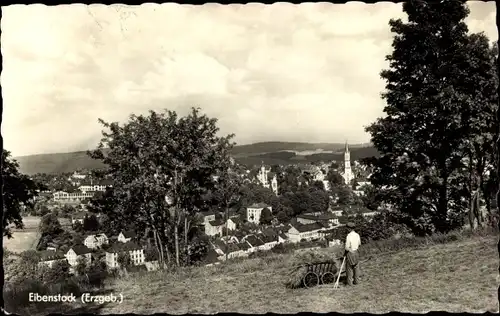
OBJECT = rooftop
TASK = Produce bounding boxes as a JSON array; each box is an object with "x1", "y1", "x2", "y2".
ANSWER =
[
  {"x1": 106, "y1": 241, "x2": 143, "y2": 253},
  {"x1": 70, "y1": 245, "x2": 92, "y2": 255},
  {"x1": 208, "y1": 219, "x2": 225, "y2": 227},
  {"x1": 39, "y1": 250, "x2": 66, "y2": 261},
  {"x1": 247, "y1": 203, "x2": 270, "y2": 209}
]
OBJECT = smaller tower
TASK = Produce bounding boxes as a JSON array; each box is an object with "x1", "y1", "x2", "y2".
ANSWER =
[{"x1": 271, "y1": 175, "x2": 278, "y2": 195}]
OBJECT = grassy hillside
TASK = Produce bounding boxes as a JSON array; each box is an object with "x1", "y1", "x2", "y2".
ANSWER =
[
  {"x1": 99, "y1": 233, "x2": 497, "y2": 314},
  {"x1": 14, "y1": 142, "x2": 378, "y2": 175}
]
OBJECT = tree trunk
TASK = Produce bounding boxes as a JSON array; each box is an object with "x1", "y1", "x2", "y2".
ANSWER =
[
  {"x1": 468, "y1": 154, "x2": 475, "y2": 231},
  {"x1": 174, "y1": 224, "x2": 180, "y2": 266},
  {"x1": 437, "y1": 178, "x2": 449, "y2": 232},
  {"x1": 225, "y1": 206, "x2": 229, "y2": 261},
  {"x1": 184, "y1": 216, "x2": 189, "y2": 266},
  {"x1": 496, "y1": 5, "x2": 500, "y2": 311}
]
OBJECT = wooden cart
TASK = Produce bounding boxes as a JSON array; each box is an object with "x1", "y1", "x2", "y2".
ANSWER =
[{"x1": 301, "y1": 260, "x2": 345, "y2": 288}]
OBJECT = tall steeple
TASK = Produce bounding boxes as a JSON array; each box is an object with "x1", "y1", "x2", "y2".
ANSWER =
[{"x1": 343, "y1": 141, "x2": 353, "y2": 185}]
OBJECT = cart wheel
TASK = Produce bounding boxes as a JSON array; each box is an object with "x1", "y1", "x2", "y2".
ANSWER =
[
  {"x1": 303, "y1": 272, "x2": 319, "y2": 288},
  {"x1": 321, "y1": 272, "x2": 336, "y2": 285}
]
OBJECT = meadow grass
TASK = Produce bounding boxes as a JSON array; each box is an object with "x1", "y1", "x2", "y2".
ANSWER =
[{"x1": 99, "y1": 227, "x2": 499, "y2": 314}]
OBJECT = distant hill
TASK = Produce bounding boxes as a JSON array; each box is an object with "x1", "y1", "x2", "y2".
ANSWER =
[{"x1": 14, "y1": 142, "x2": 378, "y2": 175}]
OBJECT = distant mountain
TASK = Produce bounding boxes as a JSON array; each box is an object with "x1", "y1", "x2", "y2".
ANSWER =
[
  {"x1": 231, "y1": 141, "x2": 369, "y2": 155},
  {"x1": 14, "y1": 142, "x2": 378, "y2": 175}
]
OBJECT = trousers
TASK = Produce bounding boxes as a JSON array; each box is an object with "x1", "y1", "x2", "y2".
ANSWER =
[{"x1": 345, "y1": 250, "x2": 360, "y2": 285}]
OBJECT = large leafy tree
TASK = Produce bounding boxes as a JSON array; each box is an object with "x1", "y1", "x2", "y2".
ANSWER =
[
  {"x1": 2, "y1": 150, "x2": 39, "y2": 237},
  {"x1": 1, "y1": 150, "x2": 40, "y2": 311},
  {"x1": 88, "y1": 107, "x2": 234, "y2": 267},
  {"x1": 365, "y1": 0, "x2": 497, "y2": 235}
]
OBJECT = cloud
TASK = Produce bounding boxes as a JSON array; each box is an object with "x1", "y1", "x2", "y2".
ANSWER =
[{"x1": 1, "y1": 2, "x2": 497, "y2": 156}]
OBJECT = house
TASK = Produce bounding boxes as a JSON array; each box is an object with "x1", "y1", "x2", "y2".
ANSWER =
[
  {"x1": 225, "y1": 243, "x2": 247, "y2": 259},
  {"x1": 71, "y1": 211, "x2": 89, "y2": 225},
  {"x1": 238, "y1": 242, "x2": 251, "y2": 255},
  {"x1": 118, "y1": 230, "x2": 137, "y2": 243},
  {"x1": 145, "y1": 261, "x2": 160, "y2": 272},
  {"x1": 243, "y1": 235, "x2": 265, "y2": 251},
  {"x1": 287, "y1": 222, "x2": 326, "y2": 243},
  {"x1": 258, "y1": 233, "x2": 277, "y2": 250},
  {"x1": 38, "y1": 250, "x2": 66, "y2": 268},
  {"x1": 227, "y1": 217, "x2": 241, "y2": 231},
  {"x1": 83, "y1": 233, "x2": 109, "y2": 249},
  {"x1": 205, "y1": 219, "x2": 226, "y2": 236},
  {"x1": 246, "y1": 203, "x2": 272, "y2": 224},
  {"x1": 105, "y1": 241, "x2": 145, "y2": 269},
  {"x1": 329, "y1": 208, "x2": 344, "y2": 217},
  {"x1": 202, "y1": 211, "x2": 216, "y2": 225},
  {"x1": 65, "y1": 245, "x2": 92, "y2": 267},
  {"x1": 278, "y1": 233, "x2": 288, "y2": 243}
]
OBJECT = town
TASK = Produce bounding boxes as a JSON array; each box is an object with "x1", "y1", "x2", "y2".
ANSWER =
[{"x1": 15, "y1": 143, "x2": 379, "y2": 274}]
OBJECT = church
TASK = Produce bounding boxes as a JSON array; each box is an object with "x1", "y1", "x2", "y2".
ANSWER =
[{"x1": 341, "y1": 142, "x2": 354, "y2": 185}]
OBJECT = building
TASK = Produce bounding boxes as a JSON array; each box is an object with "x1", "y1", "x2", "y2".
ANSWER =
[
  {"x1": 38, "y1": 250, "x2": 67, "y2": 268},
  {"x1": 286, "y1": 222, "x2": 327, "y2": 243},
  {"x1": 53, "y1": 191, "x2": 95, "y2": 204},
  {"x1": 243, "y1": 235, "x2": 266, "y2": 251},
  {"x1": 79, "y1": 185, "x2": 106, "y2": 193},
  {"x1": 297, "y1": 213, "x2": 339, "y2": 227},
  {"x1": 246, "y1": 203, "x2": 272, "y2": 224},
  {"x1": 257, "y1": 165, "x2": 271, "y2": 189},
  {"x1": 118, "y1": 230, "x2": 137, "y2": 243},
  {"x1": 202, "y1": 211, "x2": 216, "y2": 225},
  {"x1": 83, "y1": 233, "x2": 109, "y2": 249},
  {"x1": 225, "y1": 243, "x2": 248, "y2": 259},
  {"x1": 65, "y1": 245, "x2": 92, "y2": 267},
  {"x1": 329, "y1": 208, "x2": 343, "y2": 217},
  {"x1": 278, "y1": 233, "x2": 288, "y2": 243},
  {"x1": 226, "y1": 217, "x2": 241, "y2": 231},
  {"x1": 341, "y1": 142, "x2": 354, "y2": 185},
  {"x1": 205, "y1": 219, "x2": 226, "y2": 236},
  {"x1": 105, "y1": 241, "x2": 145, "y2": 269},
  {"x1": 257, "y1": 233, "x2": 278, "y2": 250}
]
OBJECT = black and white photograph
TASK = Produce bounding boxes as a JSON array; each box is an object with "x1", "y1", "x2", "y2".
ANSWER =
[{"x1": 1, "y1": 1, "x2": 499, "y2": 314}]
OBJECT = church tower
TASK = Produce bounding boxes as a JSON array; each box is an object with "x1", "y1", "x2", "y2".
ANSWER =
[
  {"x1": 342, "y1": 142, "x2": 354, "y2": 185},
  {"x1": 258, "y1": 164, "x2": 270, "y2": 188},
  {"x1": 271, "y1": 175, "x2": 278, "y2": 195}
]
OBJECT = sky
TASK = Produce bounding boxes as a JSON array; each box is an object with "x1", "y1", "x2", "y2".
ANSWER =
[{"x1": 1, "y1": 2, "x2": 498, "y2": 157}]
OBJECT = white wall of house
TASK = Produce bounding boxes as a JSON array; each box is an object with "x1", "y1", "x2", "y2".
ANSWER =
[
  {"x1": 205, "y1": 223, "x2": 224, "y2": 236},
  {"x1": 287, "y1": 227, "x2": 322, "y2": 243},
  {"x1": 246, "y1": 207, "x2": 272, "y2": 224},
  {"x1": 106, "y1": 249, "x2": 145, "y2": 269},
  {"x1": 117, "y1": 233, "x2": 132, "y2": 243},
  {"x1": 227, "y1": 219, "x2": 237, "y2": 231},
  {"x1": 65, "y1": 249, "x2": 91, "y2": 267}
]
